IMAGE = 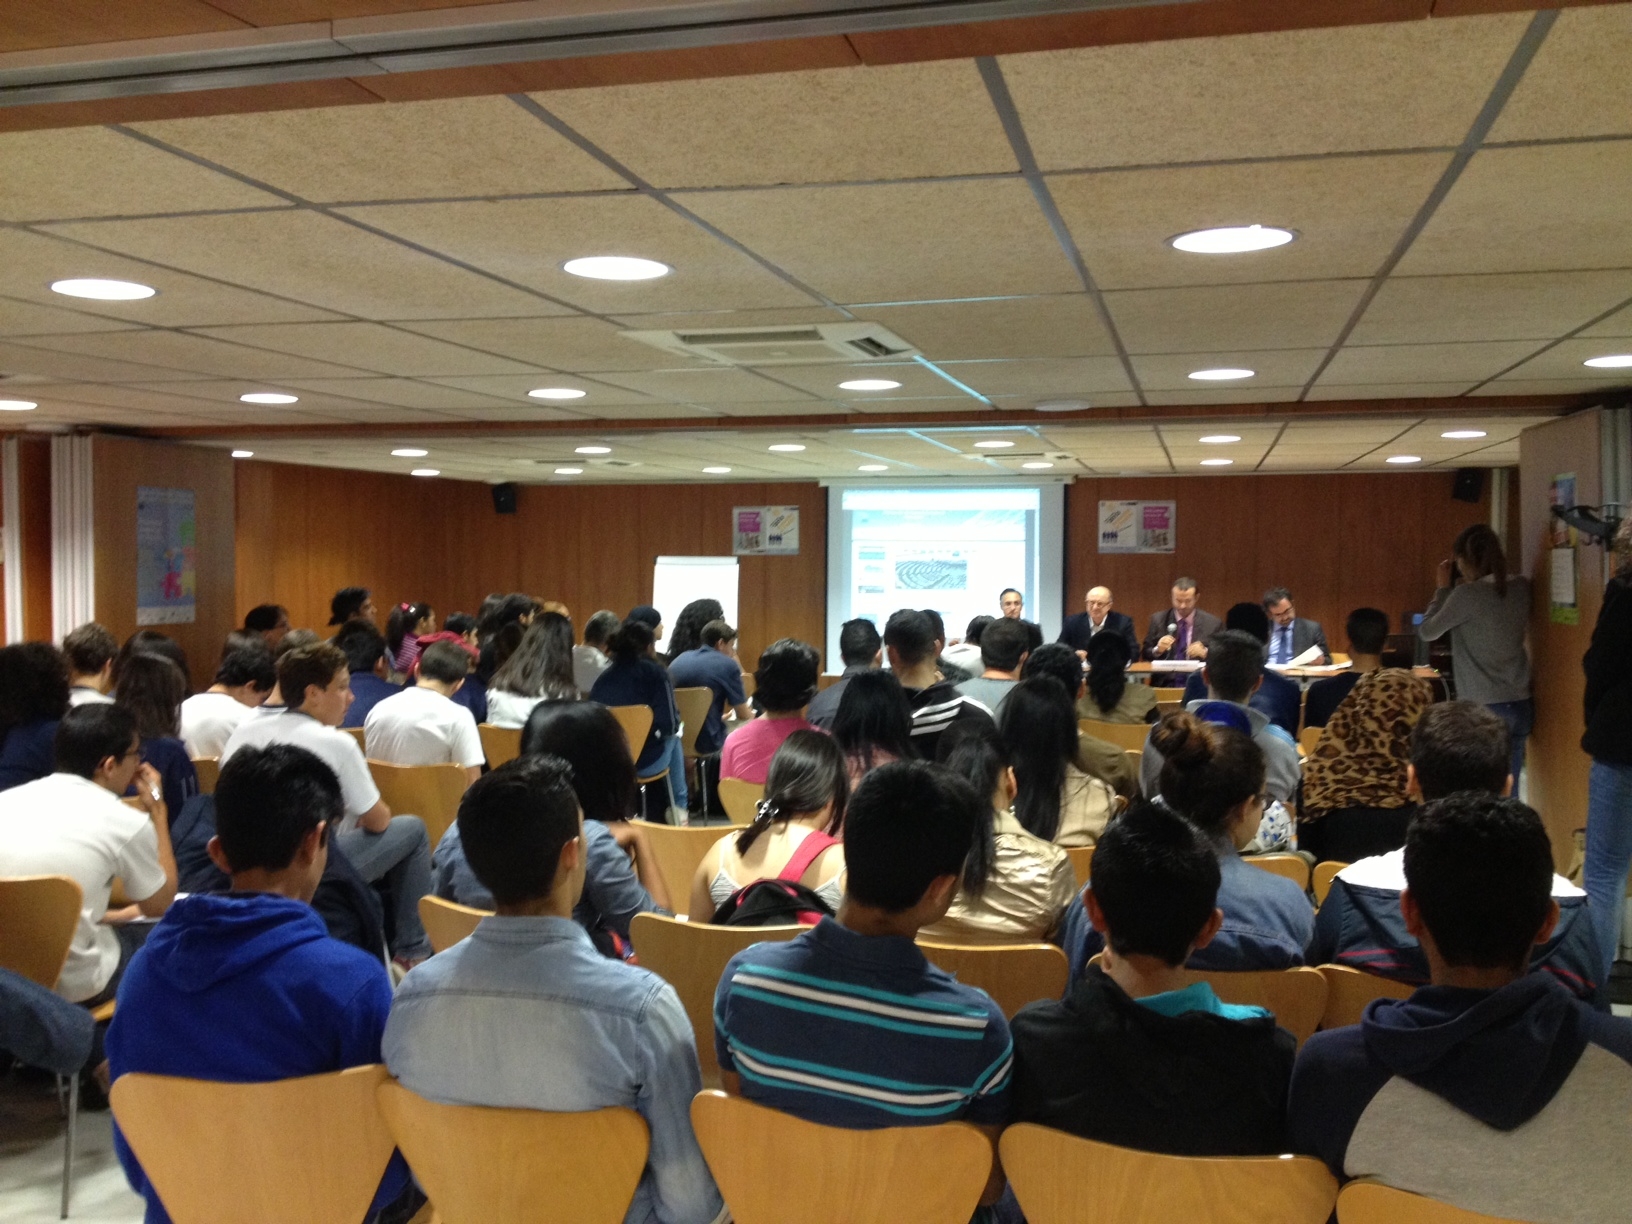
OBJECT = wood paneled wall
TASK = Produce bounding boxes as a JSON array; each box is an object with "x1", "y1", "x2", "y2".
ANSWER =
[{"x1": 12, "y1": 437, "x2": 53, "y2": 641}]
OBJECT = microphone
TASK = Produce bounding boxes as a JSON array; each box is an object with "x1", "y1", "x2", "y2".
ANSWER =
[{"x1": 1165, "y1": 621, "x2": 1177, "y2": 658}]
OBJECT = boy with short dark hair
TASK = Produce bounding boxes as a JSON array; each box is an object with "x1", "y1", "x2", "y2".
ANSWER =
[
  {"x1": 363, "y1": 641, "x2": 484, "y2": 783},
  {"x1": 62, "y1": 622, "x2": 118, "y2": 706}
]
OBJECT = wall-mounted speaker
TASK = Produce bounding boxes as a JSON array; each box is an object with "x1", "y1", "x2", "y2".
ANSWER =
[
  {"x1": 1451, "y1": 468, "x2": 1485, "y2": 504},
  {"x1": 492, "y1": 482, "x2": 518, "y2": 514}
]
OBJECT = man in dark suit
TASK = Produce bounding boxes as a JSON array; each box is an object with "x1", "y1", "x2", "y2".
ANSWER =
[
  {"x1": 1262, "y1": 587, "x2": 1330, "y2": 665},
  {"x1": 1058, "y1": 586, "x2": 1141, "y2": 660},
  {"x1": 1143, "y1": 578, "x2": 1222, "y2": 661}
]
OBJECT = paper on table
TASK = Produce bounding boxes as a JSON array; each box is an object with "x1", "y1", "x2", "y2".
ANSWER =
[
  {"x1": 1149, "y1": 659, "x2": 1205, "y2": 672},
  {"x1": 1266, "y1": 645, "x2": 1327, "y2": 671}
]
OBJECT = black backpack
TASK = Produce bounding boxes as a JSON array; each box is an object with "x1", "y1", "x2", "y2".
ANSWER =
[{"x1": 711, "y1": 879, "x2": 833, "y2": 927}]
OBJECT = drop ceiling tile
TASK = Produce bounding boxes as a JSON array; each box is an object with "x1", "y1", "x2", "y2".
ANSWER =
[
  {"x1": 188, "y1": 321, "x2": 542, "y2": 377},
  {"x1": 938, "y1": 357, "x2": 1135, "y2": 397},
  {"x1": 1303, "y1": 381, "x2": 1479, "y2": 400},
  {"x1": 355, "y1": 402, "x2": 588, "y2": 423},
  {"x1": 397, "y1": 316, "x2": 715, "y2": 373},
  {"x1": 681, "y1": 179, "x2": 1081, "y2": 304},
  {"x1": 276, "y1": 378, "x2": 524, "y2": 411},
  {"x1": 0, "y1": 341, "x2": 206, "y2": 384},
  {"x1": 1106, "y1": 282, "x2": 1364, "y2": 354},
  {"x1": 1000, "y1": 14, "x2": 1528, "y2": 169},
  {"x1": 1351, "y1": 271, "x2": 1632, "y2": 346},
  {"x1": 606, "y1": 307, "x2": 852, "y2": 329},
  {"x1": 710, "y1": 401, "x2": 855, "y2": 418},
  {"x1": 759, "y1": 362, "x2": 944, "y2": 398},
  {"x1": 16, "y1": 382, "x2": 242, "y2": 417},
  {"x1": 1487, "y1": 7, "x2": 1632, "y2": 143},
  {"x1": 540, "y1": 60, "x2": 1016, "y2": 188},
  {"x1": 1319, "y1": 341, "x2": 1541, "y2": 385},
  {"x1": 1050, "y1": 154, "x2": 1451, "y2": 290},
  {"x1": 1578, "y1": 303, "x2": 1632, "y2": 339},
  {"x1": 132, "y1": 97, "x2": 630, "y2": 202},
  {"x1": 0, "y1": 298, "x2": 144, "y2": 338},
  {"x1": 1491, "y1": 336, "x2": 1632, "y2": 383},
  {"x1": 853, "y1": 296, "x2": 1116, "y2": 360},
  {"x1": 420, "y1": 374, "x2": 661, "y2": 407},
  {"x1": 1278, "y1": 420, "x2": 1427, "y2": 441},
  {"x1": 1133, "y1": 349, "x2": 1326, "y2": 391},
  {"x1": 845, "y1": 397, "x2": 989, "y2": 415},
  {"x1": 1478, "y1": 378, "x2": 1623, "y2": 397},
  {"x1": 989, "y1": 392, "x2": 1144, "y2": 411},
  {"x1": 1145, "y1": 386, "x2": 1306, "y2": 405},
  {"x1": 593, "y1": 367, "x2": 818, "y2": 403},
  {"x1": 19, "y1": 330, "x2": 367, "y2": 381},
  {"x1": 1384, "y1": 419, "x2": 1530, "y2": 447}
]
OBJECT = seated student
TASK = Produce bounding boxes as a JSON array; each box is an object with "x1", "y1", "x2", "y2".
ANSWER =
[
  {"x1": 1305, "y1": 607, "x2": 1389, "y2": 729},
  {"x1": 0, "y1": 705, "x2": 176, "y2": 1006},
  {"x1": 385, "y1": 600, "x2": 436, "y2": 675},
  {"x1": 829, "y1": 670, "x2": 917, "y2": 786},
  {"x1": 807, "y1": 618, "x2": 883, "y2": 731},
  {"x1": 1181, "y1": 603, "x2": 1301, "y2": 738},
  {"x1": 241, "y1": 603, "x2": 291, "y2": 650},
  {"x1": 417, "y1": 624, "x2": 488, "y2": 725},
  {"x1": 882, "y1": 609, "x2": 996, "y2": 762},
  {"x1": 1078, "y1": 629, "x2": 1158, "y2": 725},
  {"x1": 488, "y1": 612, "x2": 578, "y2": 727},
  {"x1": 180, "y1": 641, "x2": 275, "y2": 757},
  {"x1": 572, "y1": 609, "x2": 619, "y2": 696},
  {"x1": 222, "y1": 643, "x2": 433, "y2": 966},
  {"x1": 688, "y1": 730, "x2": 847, "y2": 922},
  {"x1": 63, "y1": 623, "x2": 118, "y2": 707},
  {"x1": 1011, "y1": 801, "x2": 1294, "y2": 1155},
  {"x1": 718, "y1": 638, "x2": 822, "y2": 786},
  {"x1": 115, "y1": 652, "x2": 200, "y2": 817},
  {"x1": 1312, "y1": 702, "x2": 1604, "y2": 1004},
  {"x1": 363, "y1": 642, "x2": 484, "y2": 784},
  {"x1": 664, "y1": 598, "x2": 725, "y2": 666},
  {"x1": 335, "y1": 621, "x2": 400, "y2": 729},
  {"x1": 939, "y1": 613, "x2": 992, "y2": 677},
  {"x1": 0, "y1": 642, "x2": 72, "y2": 793},
  {"x1": 1289, "y1": 793, "x2": 1632, "y2": 1221},
  {"x1": 386, "y1": 756, "x2": 725, "y2": 1224},
  {"x1": 1001, "y1": 677, "x2": 1117, "y2": 848},
  {"x1": 954, "y1": 616, "x2": 1030, "y2": 717},
  {"x1": 106, "y1": 745, "x2": 410, "y2": 1224},
  {"x1": 667, "y1": 619, "x2": 752, "y2": 758},
  {"x1": 714, "y1": 760, "x2": 1011, "y2": 1206},
  {"x1": 590, "y1": 619, "x2": 689, "y2": 815},
  {"x1": 114, "y1": 630, "x2": 193, "y2": 696},
  {"x1": 328, "y1": 585, "x2": 376, "y2": 628},
  {"x1": 1022, "y1": 643, "x2": 1137, "y2": 802}
]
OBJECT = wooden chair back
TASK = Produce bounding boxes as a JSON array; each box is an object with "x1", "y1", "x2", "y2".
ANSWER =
[
  {"x1": 1001, "y1": 1123, "x2": 1337, "y2": 1224},
  {"x1": 191, "y1": 756, "x2": 220, "y2": 795},
  {"x1": 1151, "y1": 687, "x2": 1186, "y2": 703},
  {"x1": 419, "y1": 895, "x2": 491, "y2": 954},
  {"x1": 673, "y1": 686, "x2": 713, "y2": 760},
  {"x1": 607, "y1": 705, "x2": 654, "y2": 765},
  {"x1": 478, "y1": 722, "x2": 521, "y2": 768},
  {"x1": 718, "y1": 777, "x2": 765, "y2": 825},
  {"x1": 629, "y1": 913, "x2": 804, "y2": 1085},
  {"x1": 691, "y1": 1090, "x2": 993, "y2": 1224},
  {"x1": 377, "y1": 1081, "x2": 649, "y2": 1224},
  {"x1": 1064, "y1": 845, "x2": 1094, "y2": 892},
  {"x1": 1155, "y1": 702, "x2": 1182, "y2": 718},
  {"x1": 630, "y1": 820, "x2": 745, "y2": 904},
  {"x1": 1124, "y1": 748, "x2": 1141, "y2": 770},
  {"x1": 110, "y1": 1065, "x2": 396, "y2": 1224},
  {"x1": 1245, "y1": 853, "x2": 1312, "y2": 891},
  {"x1": 1336, "y1": 1180, "x2": 1521, "y2": 1223},
  {"x1": 1079, "y1": 720, "x2": 1150, "y2": 751},
  {"x1": 341, "y1": 726, "x2": 365, "y2": 749},
  {"x1": 1317, "y1": 965, "x2": 1414, "y2": 1031},
  {"x1": 1179, "y1": 966, "x2": 1329, "y2": 1048},
  {"x1": 0, "y1": 874, "x2": 83, "y2": 989},
  {"x1": 1299, "y1": 725, "x2": 1324, "y2": 757},
  {"x1": 917, "y1": 941, "x2": 1068, "y2": 1018},
  {"x1": 367, "y1": 760, "x2": 469, "y2": 848},
  {"x1": 1313, "y1": 860, "x2": 1347, "y2": 907}
]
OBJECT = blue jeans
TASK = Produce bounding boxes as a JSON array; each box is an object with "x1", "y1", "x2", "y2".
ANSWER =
[
  {"x1": 1585, "y1": 759, "x2": 1632, "y2": 980},
  {"x1": 655, "y1": 734, "x2": 688, "y2": 814},
  {"x1": 337, "y1": 815, "x2": 433, "y2": 960},
  {"x1": 1487, "y1": 698, "x2": 1534, "y2": 789}
]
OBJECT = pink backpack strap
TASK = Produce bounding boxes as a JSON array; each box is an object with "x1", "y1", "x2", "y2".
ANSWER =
[{"x1": 778, "y1": 831, "x2": 839, "y2": 883}]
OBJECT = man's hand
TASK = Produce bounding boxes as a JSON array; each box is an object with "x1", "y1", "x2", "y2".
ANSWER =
[
  {"x1": 132, "y1": 763, "x2": 166, "y2": 820},
  {"x1": 1186, "y1": 641, "x2": 1209, "y2": 660},
  {"x1": 1156, "y1": 634, "x2": 1176, "y2": 656},
  {"x1": 606, "y1": 820, "x2": 640, "y2": 859}
]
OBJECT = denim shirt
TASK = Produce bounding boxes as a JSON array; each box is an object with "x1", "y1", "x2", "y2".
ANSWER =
[{"x1": 384, "y1": 916, "x2": 725, "y2": 1224}]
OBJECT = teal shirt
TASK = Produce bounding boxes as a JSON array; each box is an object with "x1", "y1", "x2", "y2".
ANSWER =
[{"x1": 1136, "y1": 980, "x2": 1268, "y2": 1023}]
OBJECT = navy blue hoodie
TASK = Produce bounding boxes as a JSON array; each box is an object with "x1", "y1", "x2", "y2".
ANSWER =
[{"x1": 105, "y1": 892, "x2": 405, "y2": 1224}]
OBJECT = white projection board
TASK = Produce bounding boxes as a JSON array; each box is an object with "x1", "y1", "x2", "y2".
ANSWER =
[{"x1": 652, "y1": 556, "x2": 739, "y2": 648}]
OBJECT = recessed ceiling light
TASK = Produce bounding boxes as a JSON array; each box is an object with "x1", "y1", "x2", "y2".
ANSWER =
[
  {"x1": 230, "y1": 449, "x2": 253, "y2": 458},
  {"x1": 0, "y1": 399, "x2": 38, "y2": 412},
  {"x1": 1199, "y1": 434, "x2": 1241, "y2": 444},
  {"x1": 554, "y1": 467, "x2": 583, "y2": 475},
  {"x1": 768, "y1": 443, "x2": 806, "y2": 452},
  {"x1": 839, "y1": 379, "x2": 902, "y2": 392},
  {"x1": 1021, "y1": 461, "x2": 1054, "y2": 470},
  {"x1": 50, "y1": 277, "x2": 155, "y2": 300},
  {"x1": 1035, "y1": 400, "x2": 1090, "y2": 412},
  {"x1": 391, "y1": 447, "x2": 428, "y2": 458},
  {"x1": 1200, "y1": 458, "x2": 1234, "y2": 466},
  {"x1": 1169, "y1": 225, "x2": 1295, "y2": 255},
  {"x1": 528, "y1": 387, "x2": 587, "y2": 400},
  {"x1": 239, "y1": 392, "x2": 299, "y2": 404},
  {"x1": 702, "y1": 466, "x2": 732, "y2": 474},
  {"x1": 973, "y1": 440, "x2": 1016, "y2": 449},
  {"x1": 1386, "y1": 455, "x2": 1422, "y2": 465},
  {"x1": 563, "y1": 256, "x2": 670, "y2": 281},
  {"x1": 1584, "y1": 354, "x2": 1632, "y2": 369},
  {"x1": 1440, "y1": 430, "x2": 1487, "y2": 440},
  {"x1": 1188, "y1": 368, "x2": 1255, "y2": 381},
  {"x1": 858, "y1": 464, "x2": 888, "y2": 472},
  {"x1": 410, "y1": 468, "x2": 440, "y2": 477},
  {"x1": 575, "y1": 445, "x2": 611, "y2": 455}
]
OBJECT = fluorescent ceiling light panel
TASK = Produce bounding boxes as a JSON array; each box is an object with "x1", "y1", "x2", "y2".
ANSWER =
[
  {"x1": 839, "y1": 379, "x2": 902, "y2": 392},
  {"x1": 1188, "y1": 368, "x2": 1255, "y2": 381},
  {"x1": 1169, "y1": 225, "x2": 1294, "y2": 254},
  {"x1": 563, "y1": 256, "x2": 670, "y2": 281},
  {"x1": 50, "y1": 278, "x2": 155, "y2": 300},
  {"x1": 1584, "y1": 355, "x2": 1632, "y2": 369},
  {"x1": 528, "y1": 387, "x2": 587, "y2": 400},
  {"x1": 0, "y1": 399, "x2": 38, "y2": 411},
  {"x1": 240, "y1": 392, "x2": 298, "y2": 404},
  {"x1": 391, "y1": 448, "x2": 428, "y2": 457}
]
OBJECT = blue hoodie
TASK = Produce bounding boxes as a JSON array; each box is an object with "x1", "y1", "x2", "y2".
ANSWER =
[{"x1": 105, "y1": 892, "x2": 406, "y2": 1224}]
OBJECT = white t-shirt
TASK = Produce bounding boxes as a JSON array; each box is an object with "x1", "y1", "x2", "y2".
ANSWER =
[
  {"x1": 364, "y1": 686, "x2": 483, "y2": 769},
  {"x1": 220, "y1": 710, "x2": 381, "y2": 832},
  {"x1": 68, "y1": 687, "x2": 113, "y2": 707},
  {"x1": 572, "y1": 644, "x2": 608, "y2": 696},
  {"x1": 180, "y1": 691, "x2": 256, "y2": 758},
  {"x1": 0, "y1": 773, "x2": 166, "y2": 1002},
  {"x1": 486, "y1": 689, "x2": 544, "y2": 731}
]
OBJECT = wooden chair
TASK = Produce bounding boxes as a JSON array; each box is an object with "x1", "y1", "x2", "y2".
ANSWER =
[
  {"x1": 110, "y1": 1065, "x2": 396, "y2": 1224},
  {"x1": 1317, "y1": 965, "x2": 1414, "y2": 1031},
  {"x1": 419, "y1": 895, "x2": 490, "y2": 953},
  {"x1": 691, "y1": 1090, "x2": 993, "y2": 1224},
  {"x1": 1180, "y1": 966, "x2": 1329, "y2": 1048},
  {"x1": 477, "y1": 722, "x2": 521, "y2": 768},
  {"x1": 377, "y1": 1081, "x2": 649, "y2": 1224},
  {"x1": 607, "y1": 704, "x2": 654, "y2": 766},
  {"x1": 630, "y1": 819, "x2": 745, "y2": 905},
  {"x1": 1313, "y1": 860, "x2": 1348, "y2": 907},
  {"x1": 673, "y1": 685, "x2": 715, "y2": 811},
  {"x1": 1079, "y1": 719, "x2": 1150, "y2": 751},
  {"x1": 1151, "y1": 687, "x2": 1186, "y2": 704},
  {"x1": 1064, "y1": 845, "x2": 1094, "y2": 891},
  {"x1": 629, "y1": 913, "x2": 804, "y2": 1085},
  {"x1": 1155, "y1": 701, "x2": 1182, "y2": 718},
  {"x1": 1336, "y1": 1180, "x2": 1522, "y2": 1223},
  {"x1": 191, "y1": 756, "x2": 220, "y2": 795},
  {"x1": 341, "y1": 726, "x2": 365, "y2": 749},
  {"x1": 1245, "y1": 852, "x2": 1312, "y2": 892},
  {"x1": 917, "y1": 941, "x2": 1068, "y2": 1018},
  {"x1": 1124, "y1": 748, "x2": 1141, "y2": 771},
  {"x1": 1001, "y1": 1123, "x2": 1338, "y2": 1224},
  {"x1": 1299, "y1": 725, "x2": 1325, "y2": 758},
  {"x1": 367, "y1": 760, "x2": 469, "y2": 848},
  {"x1": 718, "y1": 777, "x2": 765, "y2": 825}
]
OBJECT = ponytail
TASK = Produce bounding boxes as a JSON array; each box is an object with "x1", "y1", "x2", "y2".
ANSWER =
[
  {"x1": 386, "y1": 601, "x2": 430, "y2": 657},
  {"x1": 1151, "y1": 711, "x2": 1264, "y2": 836},
  {"x1": 1453, "y1": 524, "x2": 1508, "y2": 596},
  {"x1": 735, "y1": 730, "x2": 848, "y2": 855}
]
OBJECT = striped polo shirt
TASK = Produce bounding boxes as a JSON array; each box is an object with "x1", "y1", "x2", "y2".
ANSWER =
[{"x1": 714, "y1": 918, "x2": 1013, "y2": 1128}]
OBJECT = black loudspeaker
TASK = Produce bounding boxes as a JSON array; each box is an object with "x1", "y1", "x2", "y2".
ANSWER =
[
  {"x1": 491, "y1": 482, "x2": 518, "y2": 514},
  {"x1": 1451, "y1": 468, "x2": 1485, "y2": 504}
]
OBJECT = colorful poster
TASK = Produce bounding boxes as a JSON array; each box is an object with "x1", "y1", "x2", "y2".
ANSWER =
[
  {"x1": 1549, "y1": 473, "x2": 1578, "y2": 547},
  {"x1": 1098, "y1": 499, "x2": 1177, "y2": 553},
  {"x1": 136, "y1": 486, "x2": 196, "y2": 626},
  {"x1": 734, "y1": 505, "x2": 800, "y2": 556}
]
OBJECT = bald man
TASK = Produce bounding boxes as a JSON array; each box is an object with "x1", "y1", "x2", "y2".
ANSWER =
[{"x1": 1057, "y1": 586, "x2": 1140, "y2": 660}]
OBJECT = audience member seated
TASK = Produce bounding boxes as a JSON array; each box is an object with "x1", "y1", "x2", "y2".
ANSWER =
[
  {"x1": 626, "y1": 604, "x2": 667, "y2": 651},
  {"x1": 1002, "y1": 677, "x2": 1117, "y2": 848},
  {"x1": 251, "y1": 629, "x2": 317, "y2": 718},
  {"x1": 590, "y1": 619, "x2": 688, "y2": 816},
  {"x1": 1263, "y1": 587, "x2": 1330, "y2": 666},
  {"x1": 386, "y1": 755, "x2": 726, "y2": 1224},
  {"x1": 433, "y1": 700, "x2": 671, "y2": 956},
  {"x1": 1011, "y1": 801, "x2": 1294, "y2": 1155},
  {"x1": 572, "y1": 609, "x2": 620, "y2": 697},
  {"x1": 475, "y1": 593, "x2": 537, "y2": 685},
  {"x1": 883, "y1": 609, "x2": 995, "y2": 761},
  {"x1": 1022, "y1": 644, "x2": 1137, "y2": 802},
  {"x1": 0, "y1": 642, "x2": 72, "y2": 793},
  {"x1": 1079, "y1": 630, "x2": 1157, "y2": 724},
  {"x1": 829, "y1": 670, "x2": 917, "y2": 786},
  {"x1": 410, "y1": 628, "x2": 486, "y2": 723},
  {"x1": 115, "y1": 652, "x2": 200, "y2": 817},
  {"x1": 385, "y1": 600, "x2": 436, "y2": 674},
  {"x1": 363, "y1": 642, "x2": 485, "y2": 783},
  {"x1": 1312, "y1": 702, "x2": 1604, "y2": 1004},
  {"x1": 107, "y1": 744, "x2": 410, "y2": 1224},
  {"x1": 955, "y1": 616, "x2": 1031, "y2": 717},
  {"x1": 1299, "y1": 667, "x2": 1432, "y2": 863},
  {"x1": 664, "y1": 598, "x2": 725, "y2": 666},
  {"x1": 1289, "y1": 793, "x2": 1632, "y2": 1220},
  {"x1": 689, "y1": 730, "x2": 847, "y2": 922},
  {"x1": 921, "y1": 608, "x2": 974, "y2": 685},
  {"x1": 181, "y1": 642, "x2": 275, "y2": 758},
  {"x1": 1305, "y1": 607, "x2": 1390, "y2": 729},
  {"x1": 114, "y1": 631, "x2": 193, "y2": 696},
  {"x1": 940, "y1": 614, "x2": 992, "y2": 676},
  {"x1": 222, "y1": 643, "x2": 433, "y2": 966},
  {"x1": 713, "y1": 760, "x2": 1010, "y2": 1206},
  {"x1": 668, "y1": 619, "x2": 752, "y2": 757},
  {"x1": 922, "y1": 724, "x2": 1075, "y2": 945},
  {"x1": 0, "y1": 705, "x2": 176, "y2": 1005},
  {"x1": 63, "y1": 623, "x2": 118, "y2": 707},
  {"x1": 1058, "y1": 586, "x2": 1141, "y2": 661},
  {"x1": 1181, "y1": 603, "x2": 1301, "y2": 737},
  {"x1": 328, "y1": 585, "x2": 376, "y2": 628},
  {"x1": 241, "y1": 602, "x2": 291, "y2": 649},
  {"x1": 335, "y1": 621, "x2": 400, "y2": 729},
  {"x1": 718, "y1": 638, "x2": 821, "y2": 786},
  {"x1": 443, "y1": 612, "x2": 478, "y2": 648},
  {"x1": 488, "y1": 612, "x2": 578, "y2": 727},
  {"x1": 805, "y1": 617, "x2": 882, "y2": 730}
]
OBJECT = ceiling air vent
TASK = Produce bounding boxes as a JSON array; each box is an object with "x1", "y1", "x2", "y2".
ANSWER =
[{"x1": 620, "y1": 322, "x2": 918, "y2": 366}]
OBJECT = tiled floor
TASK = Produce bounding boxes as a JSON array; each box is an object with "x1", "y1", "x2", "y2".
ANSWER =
[{"x1": 0, "y1": 1074, "x2": 143, "y2": 1224}]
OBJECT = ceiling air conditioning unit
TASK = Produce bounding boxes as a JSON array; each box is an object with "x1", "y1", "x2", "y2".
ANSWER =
[{"x1": 620, "y1": 322, "x2": 917, "y2": 366}]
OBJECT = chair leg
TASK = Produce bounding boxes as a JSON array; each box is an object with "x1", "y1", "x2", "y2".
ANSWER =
[{"x1": 61, "y1": 1071, "x2": 78, "y2": 1219}]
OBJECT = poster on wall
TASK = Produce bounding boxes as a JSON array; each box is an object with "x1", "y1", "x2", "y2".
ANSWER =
[
  {"x1": 1548, "y1": 473, "x2": 1580, "y2": 625},
  {"x1": 136, "y1": 486, "x2": 197, "y2": 626},
  {"x1": 1097, "y1": 500, "x2": 1176, "y2": 553},
  {"x1": 734, "y1": 505, "x2": 800, "y2": 556}
]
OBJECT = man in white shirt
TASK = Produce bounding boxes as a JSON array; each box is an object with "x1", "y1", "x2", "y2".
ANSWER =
[
  {"x1": 0, "y1": 704, "x2": 176, "y2": 1004},
  {"x1": 572, "y1": 609, "x2": 619, "y2": 696},
  {"x1": 364, "y1": 642, "x2": 484, "y2": 784},
  {"x1": 222, "y1": 642, "x2": 433, "y2": 965},
  {"x1": 62, "y1": 622, "x2": 118, "y2": 707},
  {"x1": 180, "y1": 641, "x2": 276, "y2": 758}
]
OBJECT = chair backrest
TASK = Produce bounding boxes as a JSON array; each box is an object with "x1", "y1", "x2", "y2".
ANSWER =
[
  {"x1": 0, "y1": 874, "x2": 84, "y2": 989},
  {"x1": 1299, "y1": 725, "x2": 1324, "y2": 757},
  {"x1": 1155, "y1": 701, "x2": 1182, "y2": 718},
  {"x1": 191, "y1": 756, "x2": 220, "y2": 795},
  {"x1": 367, "y1": 759, "x2": 469, "y2": 848},
  {"x1": 1151, "y1": 687, "x2": 1186, "y2": 703},
  {"x1": 110, "y1": 1065, "x2": 396, "y2": 1224},
  {"x1": 1064, "y1": 845, "x2": 1094, "y2": 892},
  {"x1": 673, "y1": 686, "x2": 713, "y2": 760},
  {"x1": 1179, "y1": 966, "x2": 1329, "y2": 1048},
  {"x1": 1317, "y1": 965, "x2": 1414, "y2": 1031},
  {"x1": 1124, "y1": 748, "x2": 1141, "y2": 770},
  {"x1": 691, "y1": 1090, "x2": 993, "y2": 1224},
  {"x1": 377, "y1": 1081, "x2": 649, "y2": 1224},
  {"x1": 341, "y1": 726, "x2": 365, "y2": 749},
  {"x1": 1336, "y1": 1180, "x2": 1522, "y2": 1224},
  {"x1": 1001, "y1": 1123, "x2": 1338, "y2": 1224},
  {"x1": 717, "y1": 777, "x2": 765, "y2": 825},
  {"x1": 1245, "y1": 853, "x2": 1312, "y2": 892},
  {"x1": 607, "y1": 705, "x2": 654, "y2": 764},
  {"x1": 478, "y1": 722, "x2": 521, "y2": 768},
  {"x1": 630, "y1": 820, "x2": 745, "y2": 904},
  {"x1": 1079, "y1": 719, "x2": 1150, "y2": 751},
  {"x1": 1312, "y1": 860, "x2": 1348, "y2": 907},
  {"x1": 419, "y1": 894, "x2": 491, "y2": 953},
  {"x1": 917, "y1": 941, "x2": 1069, "y2": 1019},
  {"x1": 629, "y1": 913, "x2": 804, "y2": 1085}
]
